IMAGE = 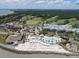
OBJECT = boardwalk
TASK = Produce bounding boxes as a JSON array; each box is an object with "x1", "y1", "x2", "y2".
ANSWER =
[{"x1": 0, "y1": 48, "x2": 79, "y2": 58}]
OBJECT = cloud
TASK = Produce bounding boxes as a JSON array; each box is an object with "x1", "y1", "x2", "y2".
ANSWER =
[
  {"x1": 0, "y1": 0, "x2": 75, "y2": 5},
  {"x1": 54, "y1": 0, "x2": 63, "y2": 3},
  {"x1": 0, "y1": 0, "x2": 34, "y2": 4},
  {"x1": 5, "y1": 0, "x2": 20, "y2": 3},
  {"x1": 0, "y1": 0, "x2": 79, "y2": 9},
  {"x1": 0, "y1": 0, "x2": 20, "y2": 4},
  {"x1": 34, "y1": 0, "x2": 71, "y2": 5},
  {"x1": 34, "y1": 0, "x2": 64, "y2": 4},
  {"x1": 35, "y1": 0, "x2": 45, "y2": 4},
  {"x1": 75, "y1": 0, "x2": 79, "y2": 5},
  {"x1": 75, "y1": 0, "x2": 79, "y2": 3}
]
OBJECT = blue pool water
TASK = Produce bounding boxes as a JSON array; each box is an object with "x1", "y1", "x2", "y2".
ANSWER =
[{"x1": 41, "y1": 36, "x2": 58, "y2": 45}]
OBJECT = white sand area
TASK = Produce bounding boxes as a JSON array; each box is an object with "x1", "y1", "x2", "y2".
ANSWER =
[{"x1": 15, "y1": 39, "x2": 71, "y2": 54}]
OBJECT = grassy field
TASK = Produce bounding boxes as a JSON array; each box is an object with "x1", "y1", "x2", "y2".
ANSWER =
[
  {"x1": 0, "y1": 28, "x2": 8, "y2": 43},
  {"x1": 27, "y1": 18, "x2": 42, "y2": 25},
  {"x1": 0, "y1": 28, "x2": 6, "y2": 32},
  {"x1": 0, "y1": 34, "x2": 8, "y2": 43}
]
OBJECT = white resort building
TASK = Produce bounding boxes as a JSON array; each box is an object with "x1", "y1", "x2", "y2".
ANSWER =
[{"x1": 5, "y1": 23, "x2": 75, "y2": 54}]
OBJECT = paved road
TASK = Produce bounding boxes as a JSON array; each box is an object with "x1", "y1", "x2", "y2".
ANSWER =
[{"x1": 0, "y1": 48, "x2": 79, "y2": 58}]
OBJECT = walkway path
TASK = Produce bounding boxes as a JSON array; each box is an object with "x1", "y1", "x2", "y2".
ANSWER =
[{"x1": 0, "y1": 48, "x2": 79, "y2": 58}]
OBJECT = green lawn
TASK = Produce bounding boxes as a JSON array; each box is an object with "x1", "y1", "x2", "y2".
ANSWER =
[
  {"x1": 27, "y1": 19, "x2": 42, "y2": 25},
  {"x1": 0, "y1": 28, "x2": 8, "y2": 43},
  {"x1": 0, "y1": 28, "x2": 6, "y2": 32},
  {"x1": 68, "y1": 20, "x2": 79, "y2": 27},
  {"x1": 57, "y1": 20, "x2": 67, "y2": 25},
  {"x1": 0, "y1": 34, "x2": 8, "y2": 43}
]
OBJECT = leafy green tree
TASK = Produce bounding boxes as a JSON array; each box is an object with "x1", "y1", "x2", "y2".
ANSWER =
[
  {"x1": 19, "y1": 16, "x2": 28, "y2": 28},
  {"x1": 66, "y1": 31, "x2": 75, "y2": 42}
]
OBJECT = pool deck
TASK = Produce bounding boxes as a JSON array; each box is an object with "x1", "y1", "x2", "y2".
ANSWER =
[
  {"x1": 15, "y1": 39, "x2": 70, "y2": 54},
  {"x1": 0, "y1": 37, "x2": 79, "y2": 57}
]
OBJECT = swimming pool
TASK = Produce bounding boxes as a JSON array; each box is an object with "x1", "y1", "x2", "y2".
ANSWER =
[
  {"x1": 29, "y1": 35, "x2": 61, "y2": 45},
  {"x1": 41, "y1": 36, "x2": 60, "y2": 45}
]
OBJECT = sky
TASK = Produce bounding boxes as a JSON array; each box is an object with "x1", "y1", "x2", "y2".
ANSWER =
[{"x1": 0, "y1": 0, "x2": 79, "y2": 9}]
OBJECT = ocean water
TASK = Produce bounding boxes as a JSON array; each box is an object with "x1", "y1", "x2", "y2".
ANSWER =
[{"x1": 0, "y1": 10, "x2": 14, "y2": 16}]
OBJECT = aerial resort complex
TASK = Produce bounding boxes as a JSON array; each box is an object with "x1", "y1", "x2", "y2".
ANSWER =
[{"x1": 0, "y1": 10, "x2": 79, "y2": 55}]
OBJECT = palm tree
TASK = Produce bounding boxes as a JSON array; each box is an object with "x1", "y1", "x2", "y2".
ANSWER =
[
  {"x1": 73, "y1": 32, "x2": 79, "y2": 41},
  {"x1": 21, "y1": 32, "x2": 26, "y2": 43},
  {"x1": 20, "y1": 16, "x2": 28, "y2": 28},
  {"x1": 66, "y1": 31, "x2": 74, "y2": 42},
  {"x1": 53, "y1": 29, "x2": 58, "y2": 35},
  {"x1": 41, "y1": 18, "x2": 45, "y2": 29}
]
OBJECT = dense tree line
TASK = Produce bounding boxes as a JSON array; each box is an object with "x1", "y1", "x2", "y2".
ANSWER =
[
  {"x1": 0, "y1": 10, "x2": 79, "y2": 28},
  {"x1": 0, "y1": 13, "x2": 25, "y2": 24},
  {"x1": 14, "y1": 10, "x2": 79, "y2": 19}
]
